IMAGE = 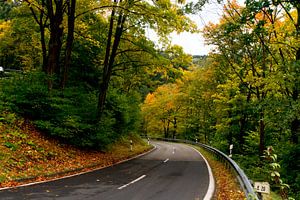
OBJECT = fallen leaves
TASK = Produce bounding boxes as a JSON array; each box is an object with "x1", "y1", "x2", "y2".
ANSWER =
[
  {"x1": 193, "y1": 146, "x2": 246, "y2": 200},
  {"x1": 0, "y1": 116, "x2": 151, "y2": 188}
]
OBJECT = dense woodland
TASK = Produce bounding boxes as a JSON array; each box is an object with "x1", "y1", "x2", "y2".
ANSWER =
[{"x1": 0, "y1": 0, "x2": 299, "y2": 199}]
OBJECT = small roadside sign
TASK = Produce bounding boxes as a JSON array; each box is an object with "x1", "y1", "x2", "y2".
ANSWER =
[{"x1": 254, "y1": 182, "x2": 270, "y2": 194}]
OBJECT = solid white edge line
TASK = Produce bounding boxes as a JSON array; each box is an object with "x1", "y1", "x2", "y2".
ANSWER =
[
  {"x1": 163, "y1": 158, "x2": 169, "y2": 163},
  {"x1": 190, "y1": 146, "x2": 215, "y2": 200},
  {"x1": 118, "y1": 175, "x2": 146, "y2": 190},
  {"x1": 0, "y1": 144, "x2": 157, "y2": 191}
]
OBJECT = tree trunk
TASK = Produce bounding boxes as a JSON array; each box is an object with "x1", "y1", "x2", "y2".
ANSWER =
[
  {"x1": 239, "y1": 113, "x2": 246, "y2": 152},
  {"x1": 27, "y1": 0, "x2": 48, "y2": 72},
  {"x1": 259, "y1": 112, "x2": 265, "y2": 156},
  {"x1": 61, "y1": 0, "x2": 76, "y2": 89},
  {"x1": 166, "y1": 119, "x2": 170, "y2": 138},
  {"x1": 40, "y1": 0, "x2": 48, "y2": 72},
  {"x1": 41, "y1": 23, "x2": 47, "y2": 72},
  {"x1": 228, "y1": 110, "x2": 233, "y2": 145},
  {"x1": 163, "y1": 119, "x2": 167, "y2": 138},
  {"x1": 173, "y1": 117, "x2": 177, "y2": 139},
  {"x1": 46, "y1": 0, "x2": 64, "y2": 90},
  {"x1": 97, "y1": 4, "x2": 126, "y2": 120}
]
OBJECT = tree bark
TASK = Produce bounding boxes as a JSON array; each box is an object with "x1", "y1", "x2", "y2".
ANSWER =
[
  {"x1": 40, "y1": 0, "x2": 48, "y2": 72},
  {"x1": 41, "y1": 22, "x2": 47, "y2": 72},
  {"x1": 163, "y1": 119, "x2": 167, "y2": 138},
  {"x1": 166, "y1": 119, "x2": 170, "y2": 138},
  {"x1": 61, "y1": 0, "x2": 76, "y2": 89},
  {"x1": 172, "y1": 117, "x2": 177, "y2": 139},
  {"x1": 259, "y1": 112, "x2": 265, "y2": 156},
  {"x1": 26, "y1": 0, "x2": 48, "y2": 72},
  {"x1": 97, "y1": 3, "x2": 127, "y2": 120},
  {"x1": 46, "y1": 0, "x2": 64, "y2": 90}
]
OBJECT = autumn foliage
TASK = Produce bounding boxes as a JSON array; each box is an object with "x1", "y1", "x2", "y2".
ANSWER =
[{"x1": 0, "y1": 112, "x2": 151, "y2": 188}]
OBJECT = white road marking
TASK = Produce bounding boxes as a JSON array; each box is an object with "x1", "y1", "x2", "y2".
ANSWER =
[
  {"x1": 163, "y1": 158, "x2": 169, "y2": 163},
  {"x1": 118, "y1": 175, "x2": 146, "y2": 190},
  {"x1": 0, "y1": 147, "x2": 157, "y2": 192},
  {"x1": 172, "y1": 147, "x2": 176, "y2": 154},
  {"x1": 191, "y1": 147, "x2": 215, "y2": 200}
]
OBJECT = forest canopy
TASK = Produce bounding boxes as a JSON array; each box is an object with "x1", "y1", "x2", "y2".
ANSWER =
[
  {"x1": 0, "y1": 0, "x2": 196, "y2": 148},
  {"x1": 0, "y1": 0, "x2": 299, "y2": 198}
]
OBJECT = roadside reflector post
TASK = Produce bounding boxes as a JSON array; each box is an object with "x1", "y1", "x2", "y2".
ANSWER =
[
  {"x1": 147, "y1": 138, "x2": 150, "y2": 145},
  {"x1": 130, "y1": 140, "x2": 133, "y2": 151},
  {"x1": 196, "y1": 139, "x2": 198, "y2": 143},
  {"x1": 229, "y1": 144, "x2": 233, "y2": 158}
]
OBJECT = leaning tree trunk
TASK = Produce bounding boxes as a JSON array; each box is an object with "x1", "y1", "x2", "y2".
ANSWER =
[{"x1": 97, "y1": 3, "x2": 126, "y2": 120}]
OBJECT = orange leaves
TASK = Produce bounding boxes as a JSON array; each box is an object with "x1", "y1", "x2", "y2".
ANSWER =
[
  {"x1": 195, "y1": 147, "x2": 246, "y2": 200},
  {"x1": 214, "y1": 159, "x2": 246, "y2": 200},
  {"x1": 144, "y1": 93, "x2": 155, "y2": 104}
]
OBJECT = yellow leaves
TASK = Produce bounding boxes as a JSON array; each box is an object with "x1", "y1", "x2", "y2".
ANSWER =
[
  {"x1": 141, "y1": 83, "x2": 182, "y2": 134},
  {"x1": 0, "y1": 20, "x2": 11, "y2": 39}
]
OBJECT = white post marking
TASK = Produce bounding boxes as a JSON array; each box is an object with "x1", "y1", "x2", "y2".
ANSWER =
[
  {"x1": 118, "y1": 175, "x2": 146, "y2": 190},
  {"x1": 130, "y1": 140, "x2": 133, "y2": 151},
  {"x1": 163, "y1": 158, "x2": 169, "y2": 163}
]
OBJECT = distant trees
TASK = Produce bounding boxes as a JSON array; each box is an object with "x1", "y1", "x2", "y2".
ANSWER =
[{"x1": 142, "y1": 84, "x2": 183, "y2": 138}]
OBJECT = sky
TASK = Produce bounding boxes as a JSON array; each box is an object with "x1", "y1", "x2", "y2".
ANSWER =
[{"x1": 166, "y1": 0, "x2": 245, "y2": 55}]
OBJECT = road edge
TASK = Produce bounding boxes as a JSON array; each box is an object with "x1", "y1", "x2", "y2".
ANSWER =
[
  {"x1": 0, "y1": 145, "x2": 157, "y2": 191},
  {"x1": 190, "y1": 146, "x2": 215, "y2": 200}
]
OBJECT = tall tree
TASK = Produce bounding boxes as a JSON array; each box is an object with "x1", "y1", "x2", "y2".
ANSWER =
[{"x1": 96, "y1": 0, "x2": 196, "y2": 119}]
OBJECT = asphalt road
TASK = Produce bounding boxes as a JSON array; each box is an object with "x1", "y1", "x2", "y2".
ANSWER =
[{"x1": 0, "y1": 141, "x2": 212, "y2": 200}]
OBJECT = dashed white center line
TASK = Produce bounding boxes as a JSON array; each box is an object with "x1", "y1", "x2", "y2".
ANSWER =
[
  {"x1": 118, "y1": 175, "x2": 146, "y2": 190},
  {"x1": 163, "y1": 158, "x2": 169, "y2": 163},
  {"x1": 172, "y1": 147, "x2": 176, "y2": 154}
]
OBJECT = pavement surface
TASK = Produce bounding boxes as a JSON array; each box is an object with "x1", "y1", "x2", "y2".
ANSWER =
[{"x1": 0, "y1": 141, "x2": 211, "y2": 200}]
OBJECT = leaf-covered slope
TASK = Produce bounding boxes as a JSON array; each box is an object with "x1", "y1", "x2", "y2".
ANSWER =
[{"x1": 0, "y1": 112, "x2": 150, "y2": 188}]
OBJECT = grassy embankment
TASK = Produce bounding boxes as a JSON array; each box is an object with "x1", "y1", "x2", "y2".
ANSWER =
[{"x1": 0, "y1": 113, "x2": 151, "y2": 188}]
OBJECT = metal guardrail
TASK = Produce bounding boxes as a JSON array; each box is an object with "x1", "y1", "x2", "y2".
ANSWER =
[{"x1": 154, "y1": 138, "x2": 259, "y2": 200}]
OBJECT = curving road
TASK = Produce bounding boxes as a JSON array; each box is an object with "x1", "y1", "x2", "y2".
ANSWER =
[{"x1": 0, "y1": 141, "x2": 213, "y2": 200}]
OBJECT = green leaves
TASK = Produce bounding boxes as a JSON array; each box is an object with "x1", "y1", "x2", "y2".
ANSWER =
[{"x1": 4, "y1": 142, "x2": 19, "y2": 151}]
